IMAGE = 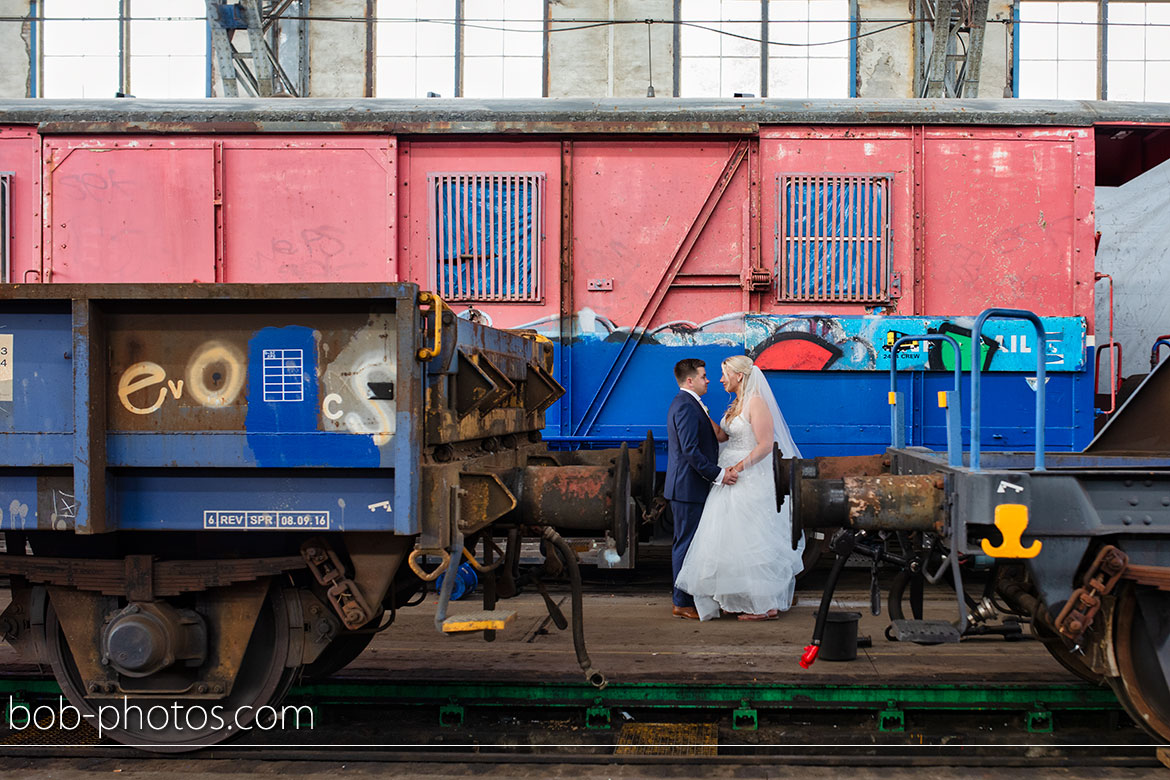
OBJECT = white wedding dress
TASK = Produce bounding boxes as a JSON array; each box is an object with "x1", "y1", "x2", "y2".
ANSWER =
[{"x1": 675, "y1": 404, "x2": 805, "y2": 621}]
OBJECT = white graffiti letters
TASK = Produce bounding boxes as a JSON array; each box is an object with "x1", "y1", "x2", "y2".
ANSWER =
[
  {"x1": 117, "y1": 361, "x2": 178, "y2": 415},
  {"x1": 117, "y1": 340, "x2": 244, "y2": 416},
  {"x1": 185, "y1": 341, "x2": 246, "y2": 408}
]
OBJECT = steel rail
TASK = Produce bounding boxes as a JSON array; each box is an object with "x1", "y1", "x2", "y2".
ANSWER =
[{"x1": 0, "y1": 746, "x2": 1159, "y2": 767}]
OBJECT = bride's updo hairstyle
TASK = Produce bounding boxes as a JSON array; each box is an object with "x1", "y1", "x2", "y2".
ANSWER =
[{"x1": 722, "y1": 355, "x2": 754, "y2": 419}]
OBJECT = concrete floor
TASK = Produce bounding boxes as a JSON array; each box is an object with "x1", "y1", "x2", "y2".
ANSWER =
[
  {"x1": 0, "y1": 572, "x2": 1073, "y2": 685},
  {"x1": 345, "y1": 586, "x2": 1073, "y2": 686}
]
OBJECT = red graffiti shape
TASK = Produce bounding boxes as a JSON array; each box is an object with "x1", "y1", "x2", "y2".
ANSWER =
[{"x1": 755, "y1": 333, "x2": 842, "y2": 371}]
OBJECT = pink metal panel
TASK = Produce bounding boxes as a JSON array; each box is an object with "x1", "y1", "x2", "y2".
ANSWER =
[
  {"x1": 920, "y1": 128, "x2": 1092, "y2": 318},
  {"x1": 0, "y1": 127, "x2": 42, "y2": 283},
  {"x1": 400, "y1": 141, "x2": 560, "y2": 328},
  {"x1": 761, "y1": 127, "x2": 914, "y2": 315},
  {"x1": 570, "y1": 140, "x2": 748, "y2": 329},
  {"x1": 43, "y1": 138, "x2": 214, "y2": 283},
  {"x1": 221, "y1": 137, "x2": 396, "y2": 283}
]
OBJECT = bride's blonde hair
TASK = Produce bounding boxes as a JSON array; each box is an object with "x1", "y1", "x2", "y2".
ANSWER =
[{"x1": 722, "y1": 355, "x2": 754, "y2": 420}]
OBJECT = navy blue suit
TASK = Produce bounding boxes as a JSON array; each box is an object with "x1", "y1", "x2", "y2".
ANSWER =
[{"x1": 666, "y1": 390, "x2": 721, "y2": 608}]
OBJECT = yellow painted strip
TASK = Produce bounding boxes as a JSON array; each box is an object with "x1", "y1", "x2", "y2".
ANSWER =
[
  {"x1": 888, "y1": 391, "x2": 897, "y2": 405},
  {"x1": 442, "y1": 610, "x2": 517, "y2": 633},
  {"x1": 937, "y1": 390, "x2": 948, "y2": 408},
  {"x1": 615, "y1": 722, "x2": 717, "y2": 756}
]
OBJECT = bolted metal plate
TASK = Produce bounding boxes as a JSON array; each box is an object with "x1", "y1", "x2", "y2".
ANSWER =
[
  {"x1": 614, "y1": 722, "x2": 717, "y2": 756},
  {"x1": 441, "y1": 609, "x2": 516, "y2": 633},
  {"x1": 889, "y1": 619, "x2": 961, "y2": 645}
]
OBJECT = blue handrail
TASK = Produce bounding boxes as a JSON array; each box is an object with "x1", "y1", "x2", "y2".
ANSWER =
[
  {"x1": 1150, "y1": 338, "x2": 1170, "y2": 371},
  {"x1": 890, "y1": 334, "x2": 963, "y2": 467},
  {"x1": 970, "y1": 309, "x2": 1047, "y2": 471}
]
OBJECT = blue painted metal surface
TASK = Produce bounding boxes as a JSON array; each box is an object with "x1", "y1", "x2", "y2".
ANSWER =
[
  {"x1": 0, "y1": 310, "x2": 72, "y2": 434},
  {"x1": 744, "y1": 315, "x2": 1085, "y2": 372},
  {"x1": 548, "y1": 323, "x2": 1093, "y2": 470},
  {"x1": 115, "y1": 472, "x2": 395, "y2": 532},
  {"x1": 0, "y1": 285, "x2": 424, "y2": 534}
]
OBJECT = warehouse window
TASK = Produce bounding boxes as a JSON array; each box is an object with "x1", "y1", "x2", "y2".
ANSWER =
[
  {"x1": 41, "y1": 0, "x2": 207, "y2": 98},
  {"x1": 1106, "y1": 2, "x2": 1170, "y2": 101},
  {"x1": 430, "y1": 173, "x2": 543, "y2": 302},
  {"x1": 677, "y1": 0, "x2": 851, "y2": 97},
  {"x1": 127, "y1": 0, "x2": 207, "y2": 98},
  {"x1": 41, "y1": 0, "x2": 120, "y2": 98},
  {"x1": 1016, "y1": 1, "x2": 1098, "y2": 99},
  {"x1": 375, "y1": 0, "x2": 457, "y2": 97},
  {"x1": 767, "y1": 0, "x2": 851, "y2": 97},
  {"x1": 776, "y1": 174, "x2": 890, "y2": 302},
  {"x1": 463, "y1": 0, "x2": 544, "y2": 97},
  {"x1": 1015, "y1": 0, "x2": 1170, "y2": 101},
  {"x1": 375, "y1": 0, "x2": 544, "y2": 98},
  {"x1": 679, "y1": 0, "x2": 763, "y2": 97},
  {"x1": 1, "y1": 173, "x2": 11, "y2": 283}
]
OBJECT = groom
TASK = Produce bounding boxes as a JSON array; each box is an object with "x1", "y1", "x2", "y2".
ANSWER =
[{"x1": 665, "y1": 358, "x2": 737, "y2": 619}]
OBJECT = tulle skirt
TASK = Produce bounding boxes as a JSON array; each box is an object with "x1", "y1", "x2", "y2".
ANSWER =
[{"x1": 675, "y1": 456, "x2": 804, "y2": 621}]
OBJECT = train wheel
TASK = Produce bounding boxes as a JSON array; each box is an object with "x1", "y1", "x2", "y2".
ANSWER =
[
  {"x1": 1111, "y1": 584, "x2": 1170, "y2": 742},
  {"x1": 45, "y1": 583, "x2": 300, "y2": 751},
  {"x1": 301, "y1": 633, "x2": 375, "y2": 681}
]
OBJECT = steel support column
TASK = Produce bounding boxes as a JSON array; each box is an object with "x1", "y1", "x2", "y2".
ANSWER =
[
  {"x1": 918, "y1": 0, "x2": 990, "y2": 98},
  {"x1": 205, "y1": 0, "x2": 301, "y2": 97}
]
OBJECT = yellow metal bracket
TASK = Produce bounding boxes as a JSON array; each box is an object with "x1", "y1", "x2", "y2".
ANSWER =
[
  {"x1": 417, "y1": 291, "x2": 445, "y2": 361},
  {"x1": 407, "y1": 548, "x2": 451, "y2": 581},
  {"x1": 981, "y1": 503, "x2": 1042, "y2": 558}
]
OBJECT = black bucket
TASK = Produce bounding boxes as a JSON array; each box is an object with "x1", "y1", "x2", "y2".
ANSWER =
[{"x1": 819, "y1": 611, "x2": 861, "y2": 662}]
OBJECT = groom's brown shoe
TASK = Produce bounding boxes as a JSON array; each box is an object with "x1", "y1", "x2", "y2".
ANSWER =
[{"x1": 672, "y1": 606, "x2": 700, "y2": 620}]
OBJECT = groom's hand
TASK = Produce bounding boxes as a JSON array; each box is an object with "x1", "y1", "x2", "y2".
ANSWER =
[{"x1": 724, "y1": 469, "x2": 739, "y2": 485}]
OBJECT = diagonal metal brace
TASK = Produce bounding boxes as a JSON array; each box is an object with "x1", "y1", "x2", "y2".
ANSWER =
[{"x1": 573, "y1": 140, "x2": 749, "y2": 436}]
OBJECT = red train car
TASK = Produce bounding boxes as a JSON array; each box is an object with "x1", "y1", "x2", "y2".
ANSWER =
[{"x1": 1, "y1": 98, "x2": 1166, "y2": 461}]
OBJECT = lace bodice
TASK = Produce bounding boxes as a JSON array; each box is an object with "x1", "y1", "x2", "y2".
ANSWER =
[{"x1": 718, "y1": 414, "x2": 757, "y2": 467}]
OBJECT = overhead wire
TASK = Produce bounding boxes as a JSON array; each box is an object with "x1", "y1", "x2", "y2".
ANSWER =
[{"x1": 7, "y1": 13, "x2": 1150, "y2": 55}]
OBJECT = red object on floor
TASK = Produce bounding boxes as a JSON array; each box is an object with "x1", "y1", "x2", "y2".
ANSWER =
[{"x1": 800, "y1": 644, "x2": 819, "y2": 668}]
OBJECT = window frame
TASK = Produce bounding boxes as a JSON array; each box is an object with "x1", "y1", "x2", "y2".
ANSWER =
[
  {"x1": 374, "y1": 0, "x2": 548, "y2": 98},
  {"x1": 673, "y1": 0, "x2": 857, "y2": 98},
  {"x1": 1013, "y1": 0, "x2": 1170, "y2": 101},
  {"x1": 38, "y1": 0, "x2": 211, "y2": 99}
]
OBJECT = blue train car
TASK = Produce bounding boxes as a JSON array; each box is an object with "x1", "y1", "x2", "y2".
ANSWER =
[{"x1": 0, "y1": 283, "x2": 644, "y2": 748}]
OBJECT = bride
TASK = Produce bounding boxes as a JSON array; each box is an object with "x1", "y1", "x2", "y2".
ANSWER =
[{"x1": 675, "y1": 355, "x2": 805, "y2": 621}]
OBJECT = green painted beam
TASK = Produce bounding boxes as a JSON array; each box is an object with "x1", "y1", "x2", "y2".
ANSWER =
[
  {"x1": 0, "y1": 677, "x2": 1121, "y2": 713},
  {"x1": 288, "y1": 681, "x2": 1121, "y2": 712}
]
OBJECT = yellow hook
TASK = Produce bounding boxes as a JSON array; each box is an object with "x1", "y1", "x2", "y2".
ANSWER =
[{"x1": 981, "y1": 504, "x2": 1042, "y2": 558}]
